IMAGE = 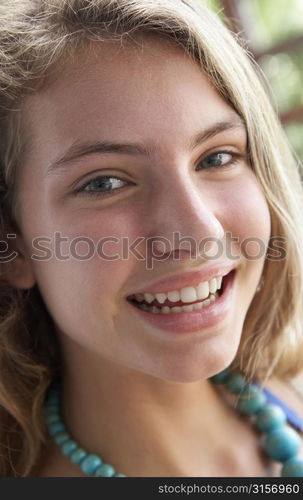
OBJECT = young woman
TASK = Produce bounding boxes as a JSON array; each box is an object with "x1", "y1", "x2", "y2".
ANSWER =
[{"x1": 0, "y1": 0, "x2": 302, "y2": 477}]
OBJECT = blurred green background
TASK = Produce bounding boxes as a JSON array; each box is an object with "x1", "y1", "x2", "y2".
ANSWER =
[{"x1": 205, "y1": 0, "x2": 303, "y2": 161}]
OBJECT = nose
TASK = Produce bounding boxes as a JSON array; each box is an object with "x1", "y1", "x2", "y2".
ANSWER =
[{"x1": 146, "y1": 174, "x2": 225, "y2": 261}]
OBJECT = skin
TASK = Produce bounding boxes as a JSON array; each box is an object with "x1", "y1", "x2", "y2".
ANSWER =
[{"x1": 8, "y1": 37, "x2": 280, "y2": 476}]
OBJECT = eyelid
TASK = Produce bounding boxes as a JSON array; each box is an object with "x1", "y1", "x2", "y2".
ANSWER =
[
  {"x1": 71, "y1": 145, "x2": 248, "y2": 196},
  {"x1": 195, "y1": 147, "x2": 248, "y2": 172},
  {"x1": 196, "y1": 147, "x2": 244, "y2": 164},
  {"x1": 74, "y1": 174, "x2": 130, "y2": 195},
  {"x1": 72, "y1": 169, "x2": 131, "y2": 190},
  {"x1": 199, "y1": 144, "x2": 245, "y2": 158}
]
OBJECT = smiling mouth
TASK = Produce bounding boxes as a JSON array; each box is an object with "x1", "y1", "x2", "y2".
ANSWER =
[{"x1": 127, "y1": 270, "x2": 234, "y2": 314}]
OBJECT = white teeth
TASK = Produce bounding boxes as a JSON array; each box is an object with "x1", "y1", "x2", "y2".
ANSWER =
[
  {"x1": 140, "y1": 292, "x2": 218, "y2": 314},
  {"x1": 136, "y1": 273, "x2": 227, "y2": 307},
  {"x1": 171, "y1": 306, "x2": 182, "y2": 313},
  {"x1": 167, "y1": 290, "x2": 181, "y2": 302},
  {"x1": 143, "y1": 292, "x2": 154, "y2": 304},
  {"x1": 193, "y1": 301, "x2": 204, "y2": 310},
  {"x1": 180, "y1": 287, "x2": 198, "y2": 303},
  {"x1": 182, "y1": 304, "x2": 195, "y2": 312},
  {"x1": 209, "y1": 278, "x2": 217, "y2": 294},
  {"x1": 155, "y1": 292, "x2": 167, "y2": 304},
  {"x1": 196, "y1": 281, "x2": 209, "y2": 300},
  {"x1": 216, "y1": 276, "x2": 223, "y2": 290}
]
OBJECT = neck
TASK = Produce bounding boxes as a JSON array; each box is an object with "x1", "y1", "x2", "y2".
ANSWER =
[{"x1": 59, "y1": 348, "x2": 270, "y2": 476}]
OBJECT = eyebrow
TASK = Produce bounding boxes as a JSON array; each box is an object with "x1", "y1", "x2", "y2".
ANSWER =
[{"x1": 46, "y1": 118, "x2": 246, "y2": 175}]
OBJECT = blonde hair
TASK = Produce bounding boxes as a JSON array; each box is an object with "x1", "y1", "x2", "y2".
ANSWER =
[{"x1": 0, "y1": 0, "x2": 303, "y2": 477}]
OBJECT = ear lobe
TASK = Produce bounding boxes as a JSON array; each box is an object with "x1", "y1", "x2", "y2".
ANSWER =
[{"x1": 1, "y1": 231, "x2": 36, "y2": 290}]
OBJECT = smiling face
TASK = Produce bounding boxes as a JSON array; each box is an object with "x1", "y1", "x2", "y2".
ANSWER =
[{"x1": 12, "y1": 37, "x2": 271, "y2": 382}]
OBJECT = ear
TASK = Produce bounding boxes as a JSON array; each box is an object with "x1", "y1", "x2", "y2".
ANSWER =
[{"x1": 1, "y1": 230, "x2": 36, "y2": 290}]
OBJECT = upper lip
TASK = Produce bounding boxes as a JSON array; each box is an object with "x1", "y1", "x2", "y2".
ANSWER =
[{"x1": 127, "y1": 263, "x2": 237, "y2": 296}]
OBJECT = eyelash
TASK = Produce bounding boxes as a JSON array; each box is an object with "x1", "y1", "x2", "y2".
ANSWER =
[{"x1": 74, "y1": 150, "x2": 243, "y2": 198}]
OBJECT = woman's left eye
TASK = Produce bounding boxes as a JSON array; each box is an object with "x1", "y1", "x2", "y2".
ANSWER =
[{"x1": 196, "y1": 151, "x2": 240, "y2": 170}]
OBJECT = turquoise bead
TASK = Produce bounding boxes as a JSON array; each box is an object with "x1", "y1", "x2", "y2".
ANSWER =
[
  {"x1": 236, "y1": 385, "x2": 267, "y2": 414},
  {"x1": 70, "y1": 448, "x2": 87, "y2": 465},
  {"x1": 263, "y1": 426, "x2": 301, "y2": 462},
  {"x1": 281, "y1": 457, "x2": 303, "y2": 477},
  {"x1": 61, "y1": 439, "x2": 78, "y2": 456},
  {"x1": 46, "y1": 395, "x2": 60, "y2": 405},
  {"x1": 44, "y1": 373, "x2": 302, "y2": 480},
  {"x1": 209, "y1": 367, "x2": 230, "y2": 384},
  {"x1": 46, "y1": 398, "x2": 60, "y2": 407},
  {"x1": 255, "y1": 404, "x2": 286, "y2": 432},
  {"x1": 45, "y1": 404, "x2": 60, "y2": 414},
  {"x1": 95, "y1": 463, "x2": 116, "y2": 477},
  {"x1": 80, "y1": 454, "x2": 103, "y2": 475},
  {"x1": 225, "y1": 372, "x2": 247, "y2": 394},
  {"x1": 46, "y1": 414, "x2": 61, "y2": 425},
  {"x1": 49, "y1": 421, "x2": 66, "y2": 436},
  {"x1": 54, "y1": 432, "x2": 70, "y2": 446}
]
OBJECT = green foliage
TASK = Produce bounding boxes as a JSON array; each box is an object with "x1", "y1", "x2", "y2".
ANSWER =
[
  {"x1": 203, "y1": 0, "x2": 303, "y2": 160},
  {"x1": 260, "y1": 51, "x2": 303, "y2": 112},
  {"x1": 252, "y1": 0, "x2": 303, "y2": 48},
  {"x1": 285, "y1": 123, "x2": 303, "y2": 162}
]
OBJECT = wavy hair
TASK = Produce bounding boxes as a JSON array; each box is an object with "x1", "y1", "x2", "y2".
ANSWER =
[{"x1": 0, "y1": 0, "x2": 303, "y2": 477}]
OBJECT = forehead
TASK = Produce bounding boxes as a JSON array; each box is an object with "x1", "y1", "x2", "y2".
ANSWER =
[{"x1": 21, "y1": 37, "x2": 240, "y2": 164}]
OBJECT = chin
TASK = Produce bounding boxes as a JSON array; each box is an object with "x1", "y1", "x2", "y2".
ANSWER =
[{"x1": 136, "y1": 348, "x2": 238, "y2": 384}]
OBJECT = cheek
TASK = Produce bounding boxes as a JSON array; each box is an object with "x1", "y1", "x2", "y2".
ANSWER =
[
  {"x1": 60, "y1": 206, "x2": 147, "y2": 267},
  {"x1": 29, "y1": 212, "x2": 148, "y2": 355},
  {"x1": 219, "y1": 175, "x2": 271, "y2": 256},
  {"x1": 28, "y1": 207, "x2": 146, "y2": 312},
  {"x1": 28, "y1": 247, "x2": 128, "y2": 352}
]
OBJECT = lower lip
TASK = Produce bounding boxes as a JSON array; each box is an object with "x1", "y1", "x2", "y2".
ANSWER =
[{"x1": 127, "y1": 270, "x2": 236, "y2": 334}]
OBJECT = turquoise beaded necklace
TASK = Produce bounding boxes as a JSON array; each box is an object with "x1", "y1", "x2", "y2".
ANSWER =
[{"x1": 45, "y1": 368, "x2": 303, "y2": 477}]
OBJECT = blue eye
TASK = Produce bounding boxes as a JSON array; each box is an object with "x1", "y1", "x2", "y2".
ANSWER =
[
  {"x1": 75, "y1": 175, "x2": 128, "y2": 197},
  {"x1": 197, "y1": 151, "x2": 240, "y2": 170},
  {"x1": 74, "y1": 151, "x2": 242, "y2": 198}
]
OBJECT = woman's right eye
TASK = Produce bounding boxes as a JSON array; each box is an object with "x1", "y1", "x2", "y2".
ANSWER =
[{"x1": 74, "y1": 175, "x2": 129, "y2": 197}]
